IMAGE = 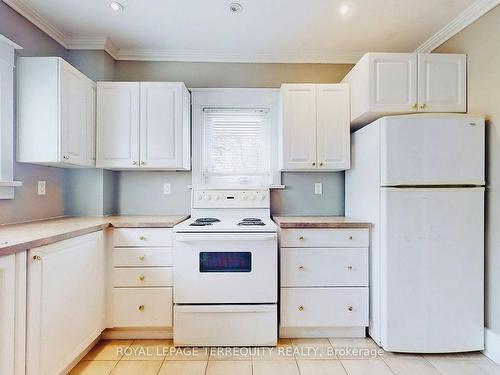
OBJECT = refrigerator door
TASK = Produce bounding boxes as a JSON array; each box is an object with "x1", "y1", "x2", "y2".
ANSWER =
[
  {"x1": 380, "y1": 114, "x2": 485, "y2": 186},
  {"x1": 380, "y1": 187, "x2": 484, "y2": 352}
]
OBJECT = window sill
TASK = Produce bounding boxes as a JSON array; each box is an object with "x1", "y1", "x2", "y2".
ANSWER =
[{"x1": 0, "y1": 181, "x2": 22, "y2": 200}]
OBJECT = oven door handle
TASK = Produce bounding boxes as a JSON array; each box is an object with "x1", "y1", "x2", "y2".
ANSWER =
[{"x1": 175, "y1": 233, "x2": 277, "y2": 242}]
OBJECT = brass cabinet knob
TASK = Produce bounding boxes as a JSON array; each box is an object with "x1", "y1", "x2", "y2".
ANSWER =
[
  {"x1": 138, "y1": 255, "x2": 145, "y2": 261},
  {"x1": 298, "y1": 305, "x2": 304, "y2": 311},
  {"x1": 312, "y1": 162, "x2": 316, "y2": 166},
  {"x1": 411, "y1": 103, "x2": 418, "y2": 109},
  {"x1": 348, "y1": 305, "x2": 353, "y2": 312},
  {"x1": 348, "y1": 236, "x2": 353, "y2": 240},
  {"x1": 298, "y1": 265, "x2": 305, "y2": 271},
  {"x1": 299, "y1": 236, "x2": 305, "y2": 240},
  {"x1": 132, "y1": 161, "x2": 137, "y2": 165},
  {"x1": 139, "y1": 275, "x2": 145, "y2": 281},
  {"x1": 33, "y1": 255, "x2": 42, "y2": 261},
  {"x1": 420, "y1": 103, "x2": 426, "y2": 109},
  {"x1": 319, "y1": 162, "x2": 323, "y2": 166},
  {"x1": 138, "y1": 305, "x2": 145, "y2": 311},
  {"x1": 139, "y1": 235, "x2": 146, "y2": 241},
  {"x1": 347, "y1": 265, "x2": 353, "y2": 271},
  {"x1": 63, "y1": 155, "x2": 69, "y2": 160},
  {"x1": 140, "y1": 161, "x2": 146, "y2": 166}
]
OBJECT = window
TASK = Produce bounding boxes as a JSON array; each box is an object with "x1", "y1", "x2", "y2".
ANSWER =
[
  {"x1": 192, "y1": 89, "x2": 280, "y2": 188},
  {"x1": 0, "y1": 35, "x2": 22, "y2": 199},
  {"x1": 202, "y1": 108, "x2": 271, "y2": 186}
]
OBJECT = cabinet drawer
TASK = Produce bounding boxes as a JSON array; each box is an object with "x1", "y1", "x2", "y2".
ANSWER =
[
  {"x1": 114, "y1": 267, "x2": 172, "y2": 287},
  {"x1": 280, "y1": 228, "x2": 368, "y2": 248},
  {"x1": 114, "y1": 228, "x2": 173, "y2": 247},
  {"x1": 113, "y1": 248, "x2": 172, "y2": 267},
  {"x1": 113, "y1": 288, "x2": 172, "y2": 327},
  {"x1": 281, "y1": 248, "x2": 368, "y2": 287},
  {"x1": 280, "y1": 287, "x2": 368, "y2": 328}
]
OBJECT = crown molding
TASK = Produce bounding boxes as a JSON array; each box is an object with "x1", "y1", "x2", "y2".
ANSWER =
[
  {"x1": 115, "y1": 49, "x2": 363, "y2": 64},
  {"x1": 66, "y1": 36, "x2": 119, "y2": 59},
  {"x1": 3, "y1": 0, "x2": 69, "y2": 48},
  {"x1": 415, "y1": 0, "x2": 500, "y2": 52}
]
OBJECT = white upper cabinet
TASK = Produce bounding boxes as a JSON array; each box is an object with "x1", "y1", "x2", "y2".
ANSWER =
[
  {"x1": 97, "y1": 82, "x2": 140, "y2": 169},
  {"x1": 140, "y1": 83, "x2": 190, "y2": 170},
  {"x1": 280, "y1": 84, "x2": 317, "y2": 170},
  {"x1": 417, "y1": 53, "x2": 466, "y2": 113},
  {"x1": 17, "y1": 57, "x2": 96, "y2": 167},
  {"x1": 316, "y1": 84, "x2": 350, "y2": 170},
  {"x1": 279, "y1": 83, "x2": 350, "y2": 171},
  {"x1": 97, "y1": 82, "x2": 190, "y2": 170},
  {"x1": 342, "y1": 53, "x2": 466, "y2": 127}
]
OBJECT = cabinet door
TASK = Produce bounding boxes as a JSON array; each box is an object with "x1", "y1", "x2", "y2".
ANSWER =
[
  {"x1": 280, "y1": 84, "x2": 317, "y2": 170},
  {"x1": 27, "y1": 232, "x2": 105, "y2": 375},
  {"x1": 0, "y1": 255, "x2": 15, "y2": 375},
  {"x1": 369, "y1": 53, "x2": 418, "y2": 112},
  {"x1": 60, "y1": 61, "x2": 87, "y2": 166},
  {"x1": 83, "y1": 82, "x2": 96, "y2": 167},
  {"x1": 140, "y1": 83, "x2": 186, "y2": 169},
  {"x1": 417, "y1": 53, "x2": 466, "y2": 113},
  {"x1": 97, "y1": 82, "x2": 140, "y2": 169},
  {"x1": 316, "y1": 84, "x2": 350, "y2": 170}
]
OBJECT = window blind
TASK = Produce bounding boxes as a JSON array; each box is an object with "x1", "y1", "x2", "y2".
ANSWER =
[{"x1": 202, "y1": 108, "x2": 271, "y2": 186}]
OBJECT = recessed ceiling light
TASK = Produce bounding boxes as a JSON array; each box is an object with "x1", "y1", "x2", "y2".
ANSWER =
[
  {"x1": 229, "y1": 2, "x2": 243, "y2": 13},
  {"x1": 110, "y1": 1, "x2": 124, "y2": 12},
  {"x1": 340, "y1": 4, "x2": 350, "y2": 15}
]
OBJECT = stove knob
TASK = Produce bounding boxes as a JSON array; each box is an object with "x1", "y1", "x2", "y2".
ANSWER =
[
  {"x1": 260, "y1": 195, "x2": 266, "y2": 201},
  {"x1": 215, "y1": 194, "x2": 221, "y2": 201},
  {"x1": 250, "y1": 195, "x2": 256, "y2": 201},
  {"x1": 197, "y1": 195, "x2": 203, "y2": 201},
  {"x1": 241, "y1": 195, "x2": 248, "y2": 201},
  {"x1": 206, "y1": 194, "x2": 212, "y2": 201}
]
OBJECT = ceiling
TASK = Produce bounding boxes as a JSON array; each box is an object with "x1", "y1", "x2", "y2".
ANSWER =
[{"x1": 3, "y1": 0, "x2": 490, "y2": 62}]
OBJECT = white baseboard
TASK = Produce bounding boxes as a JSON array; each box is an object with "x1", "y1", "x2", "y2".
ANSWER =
[
  {"x1": 484, "y1": 328, "x2": 500, "y2": 364},
  {"x1": 102, "y1": 328, "x2": 173, "y2": 340},
  {"x1": 279, "y1": 326, "x2": 366, "y2": 338}
]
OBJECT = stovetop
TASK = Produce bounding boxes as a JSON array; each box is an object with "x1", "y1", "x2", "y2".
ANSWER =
[{"x1": 175, "y1": 216, "x2": 277, "y2": 233}]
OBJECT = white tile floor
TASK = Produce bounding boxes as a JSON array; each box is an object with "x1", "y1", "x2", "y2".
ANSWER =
[{"x1": 69, "y1": 337, "x2": 500, "y2": 375}]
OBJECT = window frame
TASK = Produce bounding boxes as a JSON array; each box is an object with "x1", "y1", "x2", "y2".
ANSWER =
[
  {"x1": 0, "y1": 35, "x2": 22, "y2": 200},
  {"x1": 191, "y1": 88, "x2": 281, "y2": 189}
]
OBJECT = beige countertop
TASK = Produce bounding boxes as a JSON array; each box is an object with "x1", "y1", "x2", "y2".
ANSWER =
[
  {"x1": 273, "y1": 216, "x2": 371, "y2": 229},
  {"x1": 0, "y1": 215, "x2": 189, "y2": 257}
]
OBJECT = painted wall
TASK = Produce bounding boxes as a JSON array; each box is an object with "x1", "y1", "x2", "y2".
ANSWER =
[
  {"x1": 0, "y1": 1, "x2": 67, "y2": 224},
  {"x1": 112, "y1": 61, "x2": 352, "y2": 216},
  {"x1": 435, "y1": 5, "x2": 500, "y2": 336}
]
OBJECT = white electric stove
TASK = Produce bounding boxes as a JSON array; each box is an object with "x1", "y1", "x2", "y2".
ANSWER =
[{"x1": 173, "y1": 189, "x2": 278, "y2": 347}]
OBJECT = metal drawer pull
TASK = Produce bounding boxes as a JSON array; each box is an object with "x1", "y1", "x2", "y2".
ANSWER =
[
  {"x1": 348, "y1": 236, "x2": 353, "y2": 240},
  {"x1": 139, "y1": 255, "x2": 145, "y2": 261},
  {"x1": 348, "y1": 305, "x2": 353, "y2": 312},
  {"x1": 347, "y1": 265, "x2": 353, "y2": 271},
  {"x1": 139, "y1": 235, "x2": 146, "y2": 241},
  {"x1": 299, "y1": 236, "x2": 305, "y2": 240},
  {"x1": 139, "y1": 275, "x2": 145, "y2": 281},
  {"x1": 138, "y1": 305, "x2": 145, "y2": 311},
  {"x1": 33, "y1": 255, "x2": 42, "y2": 261},
  {"x1": 298, "y1": 265, "x2": 305, "y2": 271},
  {"x1": 298, "y1": 305, "x2": 304, "y2": 311}
]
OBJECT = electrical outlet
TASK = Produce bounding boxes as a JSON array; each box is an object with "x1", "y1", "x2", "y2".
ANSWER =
[
  {"x1": 314, "y1": 182, "x2": 323, "y2": 195},
  {"x1": 37, "y1": 181, "x2": 46, "y2": 195},
  {"x1": 163, "y1": 183, "x2": 171, "y2": 195}
]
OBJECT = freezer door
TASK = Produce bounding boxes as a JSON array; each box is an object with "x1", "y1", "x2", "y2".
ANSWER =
[
  {"x1": 380, "y1": 115, "x2": 485, "y2": 186},
  {"x1": 380, "y1": 188, "x2": 484, "y2": 352}
]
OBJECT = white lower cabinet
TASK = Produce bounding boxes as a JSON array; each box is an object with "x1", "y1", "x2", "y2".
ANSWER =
[
  {"x1": 0, "y1": 254, "x2": 18, "y2": 375},
  {"x1": 26, "y1": 232, "x2": 105, "y2": 375},
  {"x1": 279, "y1": 227, "x2": 369, "y2": 338},
  {"x1": 112, "y1": 228, "x2": 174, "y2": 330}
]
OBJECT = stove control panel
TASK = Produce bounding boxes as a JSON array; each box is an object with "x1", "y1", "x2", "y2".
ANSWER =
[{"x1": 192, "y1": 189, "x2": 270, "y2": 209}]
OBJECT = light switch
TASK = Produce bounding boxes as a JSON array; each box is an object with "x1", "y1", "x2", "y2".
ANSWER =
[
  {"x1": 37, "y1": 181, "x2": 46, "y2": 195},
  {"x1": 314, "y1": 182, "x2": 323, "y2": 195},
  {"x1": 163, "y1": 183, "x2": 171, "y2": 195}
]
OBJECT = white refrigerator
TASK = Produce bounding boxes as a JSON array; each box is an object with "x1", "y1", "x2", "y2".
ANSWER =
[{"x1": 345, "y1": 114, "x2": 485, "y2": 353}]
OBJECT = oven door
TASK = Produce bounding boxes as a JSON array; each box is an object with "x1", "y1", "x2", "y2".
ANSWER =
[{"x1": 174, "y1": 232, "x2": 277, "y2": 304}]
